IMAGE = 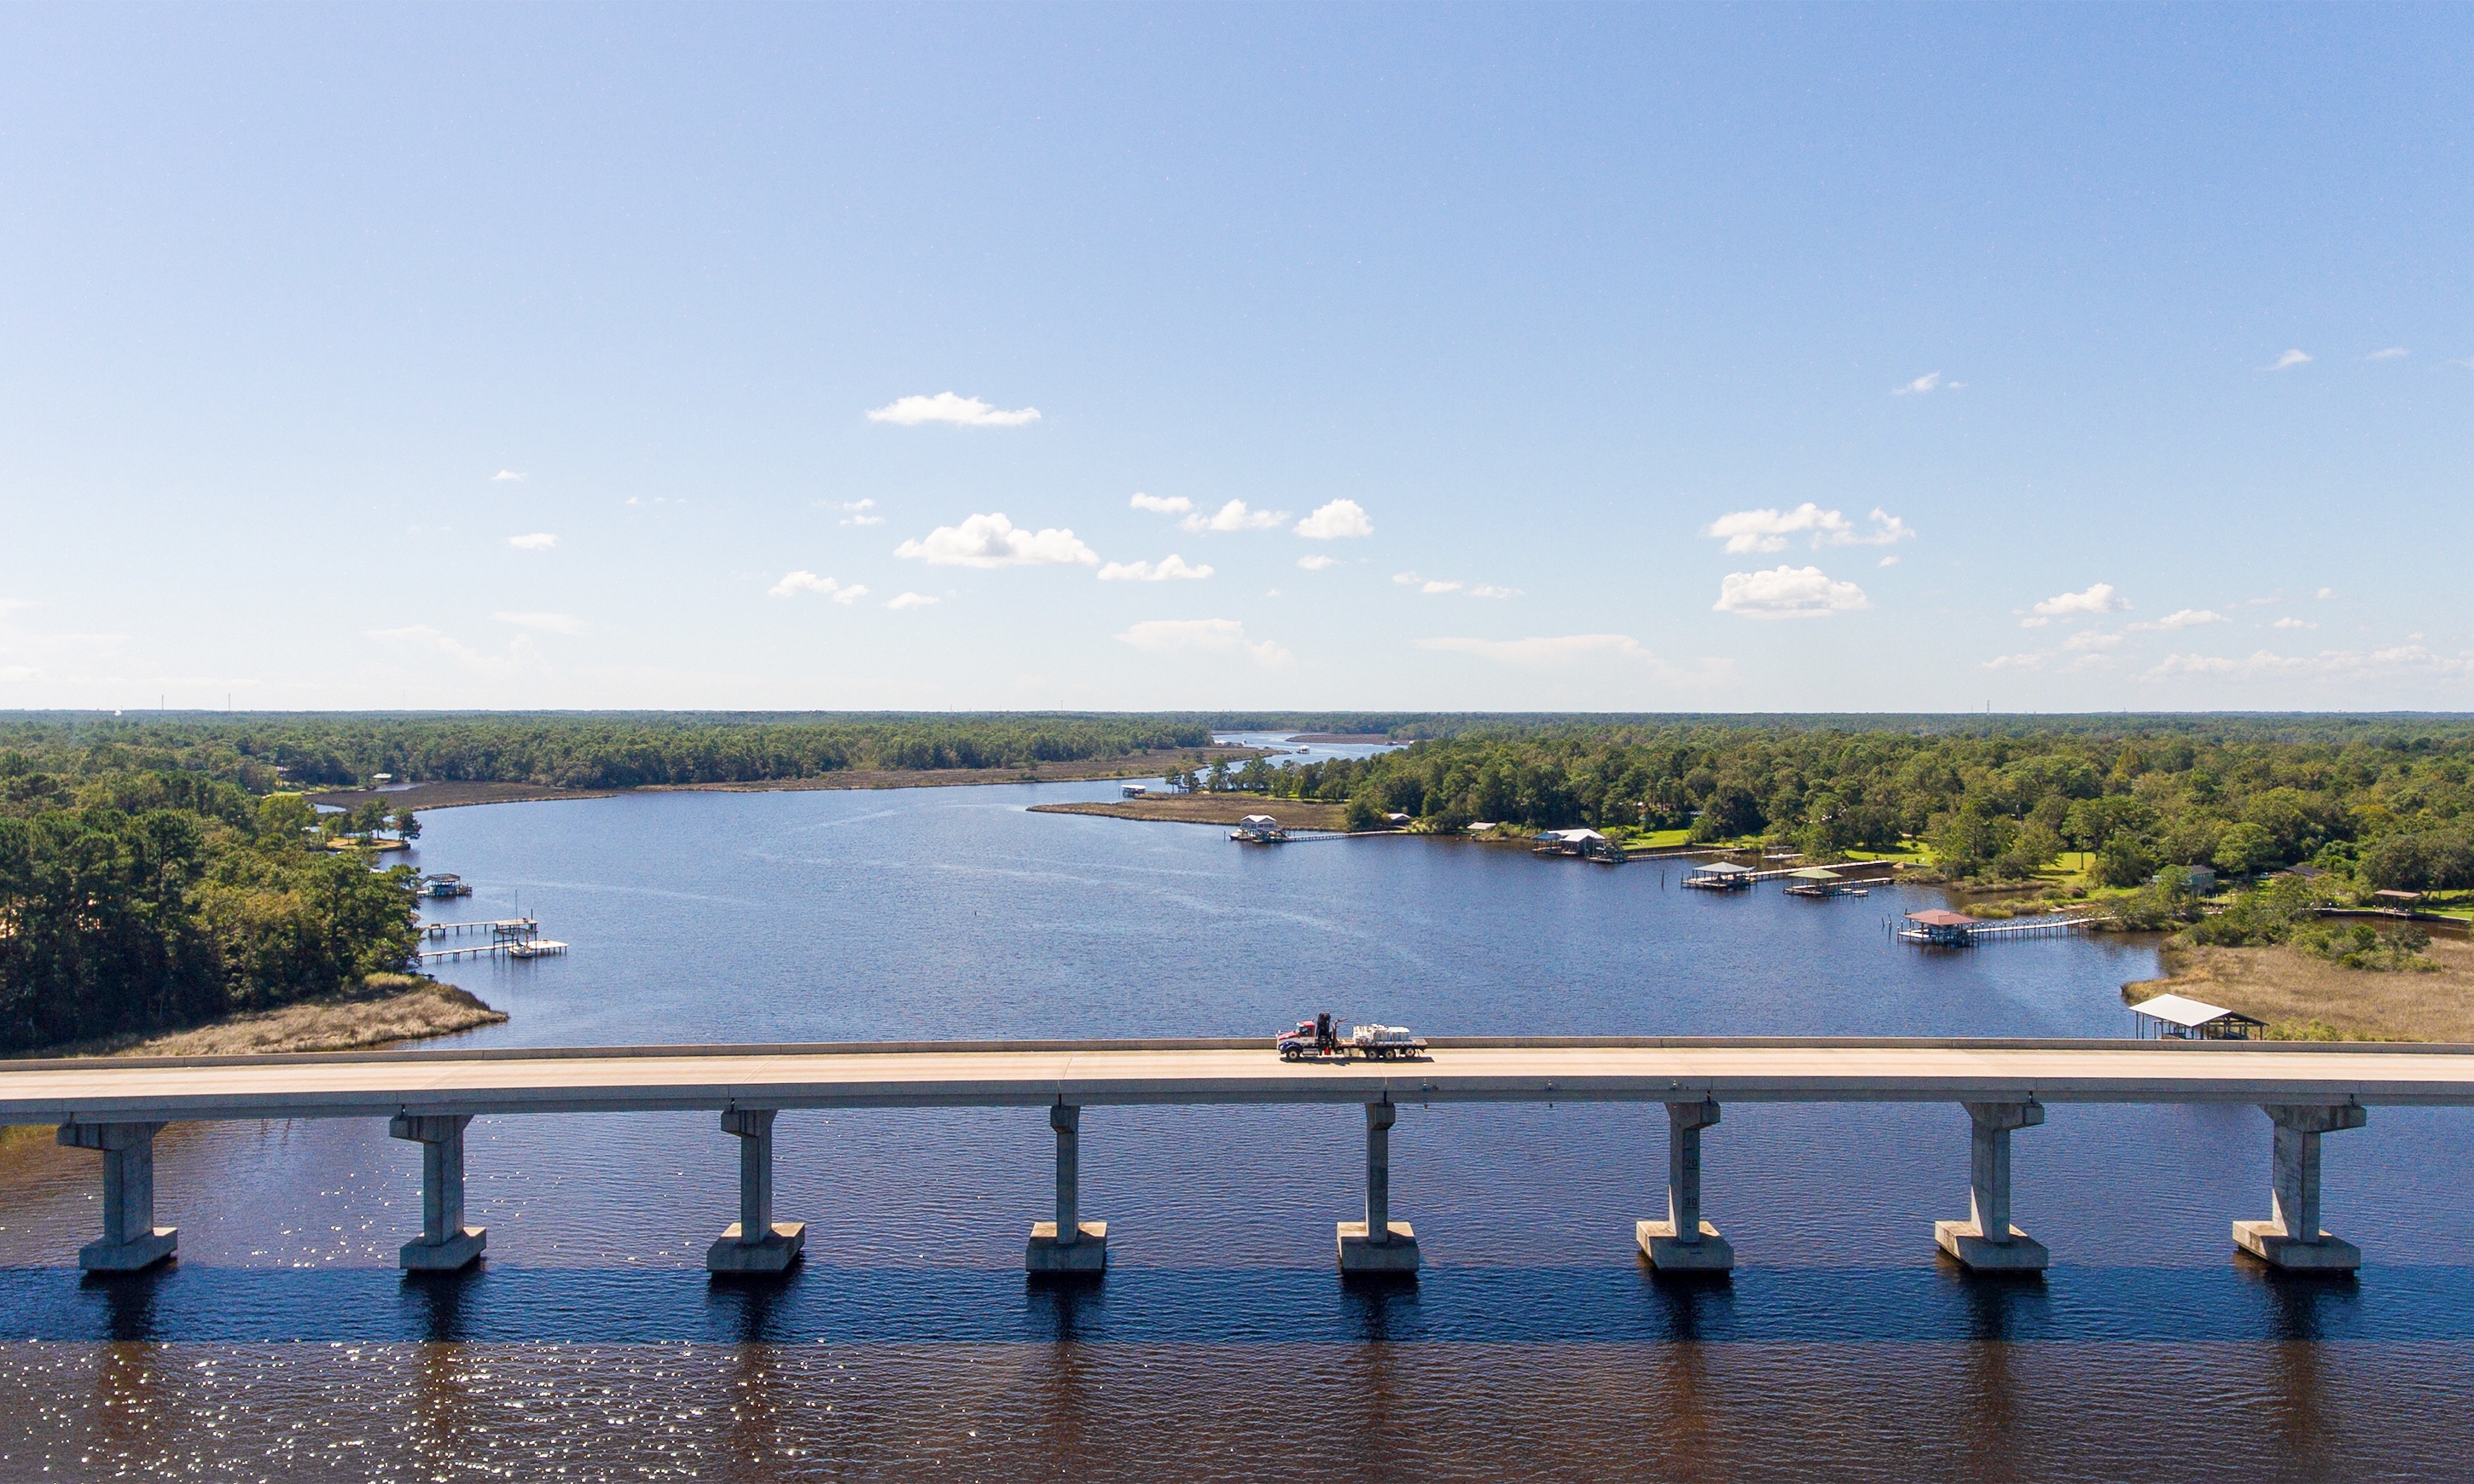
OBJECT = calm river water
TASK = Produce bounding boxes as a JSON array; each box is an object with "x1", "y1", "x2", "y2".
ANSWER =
[{"x1": 3, "y1": 774, "x2": 2471, "y2": 1480}]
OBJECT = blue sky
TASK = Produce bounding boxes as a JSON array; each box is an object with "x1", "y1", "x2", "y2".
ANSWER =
[{"x1": 2, "y1": 4, "x2": 2468, "y2": 712}]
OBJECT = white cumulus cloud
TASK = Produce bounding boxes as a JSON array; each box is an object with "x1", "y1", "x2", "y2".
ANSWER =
[
  {"x1": 1114, "y1": 617, "x2": 1291, "y2": 664},
  {"x1": 1130, "y1": 492, "x2": 1193, "y2": 514},
  {"x1": 895, "y1": 513, "x2": 1098, "y2": 568},
  {"x1": 2022, "y1": 583, "x2": 2128, "y2": 626},
  {"x1": 2367, "y1": 347, "x2": 2409, "y2": 361},
  {"x1": 1701, "y1": 504, "x2": 1913, "y2": 554},
  {"x1": 829, "y1": 499, "x2": 884, "y2": 526},
  {"x1": 768, "y1": 571, "x2": 867, "y2": 604},
  {"x1": 2268, "y1": 350, "x2": 2312, "y2": 370},
  {"x1": 886, "y1": 593, "x2": 939, "y2": 610},
  {"x1": 1713, "y1": 565, "x2": 1870, "y2": 619},
  {"x1": 865, "y1": 392, "x2": 1041, "y2": 427},
  {"x1": 1181, "y1": 499, "x2": 1287, "y2": 533},
  {"x1": 1098, "y1": 554, "x2": 1213, "y2": 583},
  {"x1": 491, "y1": 612, "x2": 585, "y2": 635},
  {"x1": 363, "y1": 625, "x2": 546, "y2": 677},
  {"x1": 507, "y1": 532, "x2": 557, "y2": 550},
  {"x1": 492, "y1": 470, "x2": 526, "y2": 482},
  {"x1": 1294, "y1": 499, "x2": 1373, "y2": 540},
  {"x1": 1893, "y1": 372, "x2": 1962, "y2": 396},
  {"x1": 2140, "y1": 645, "x2": 2474, "y2": 684},
  {"x1": 2130, "y1": 608, "x2": 2228, "y2": 631},
  {"x1": 2274, "y1": 617, "x2": 2319, "y2": 630},
  {"x1": 1297, "y1": 555, "x2": 1337, "y2": 571},
  {"x1": 1417, "y1": 634, "x2": 1728, "y2": 683},
  {"x1": 1394, "y1": 571, "x2": 1517, "y2": 598}
]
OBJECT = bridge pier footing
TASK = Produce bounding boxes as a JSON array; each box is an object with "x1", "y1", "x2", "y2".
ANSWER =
[
  {"x1": 709, "y1": 1108, "x2": 804, "y2": 1274},
  {"x1": 59, "y1": 1122, "x2": 177, "y2": 1272},
  {"x1": 1640, "y1": 1099, "x2": 1733, "y2": 1271},
  {"x1": 392, "y1": 1113, "x2": 486, "y2": 1271},
  {"x1": 2235, "y1": 1104, "x2": 2365, "y2": 1271},
  {"x1": 1937, "y1": 1100, "x2": 2049, "y2": 1271},
  {"x1": 1339, "y1": 1099, "x2": 1418, "y2": 1272},
  {"x1": 1028, "y1": 1104, "x2": 1106, "y2": 1272}
]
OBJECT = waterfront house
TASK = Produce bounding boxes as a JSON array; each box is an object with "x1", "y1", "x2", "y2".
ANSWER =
[
  {"x1": 2155, "y1": 865, "x2": 2218, "y2": 894},
  {"x1": 1232, "y1": 814, "x2": 1286, "y2": 843},
  {"x1": 1120, "y1": 784, "x2": 1148, "y2": 798}
]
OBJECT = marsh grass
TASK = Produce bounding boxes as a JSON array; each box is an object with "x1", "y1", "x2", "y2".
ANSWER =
[{"x1": 23, "y1": 974, "x2": 506, "y2": 1059}]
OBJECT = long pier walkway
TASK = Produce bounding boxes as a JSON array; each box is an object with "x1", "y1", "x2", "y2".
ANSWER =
[{"x1": 11, "y1": 1036, "x2": 2465, "y2": 1278}]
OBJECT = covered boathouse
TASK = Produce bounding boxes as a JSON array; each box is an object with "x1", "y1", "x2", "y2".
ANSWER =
[
  {"x1": 1533, "y1": 828, "x2": 1623, "y2": 862},
  {"x1": 1902, "y1": 908, "x2": 1978, "y2": 945},
  {"x1": 1783, "y1": 867, "x2": 1847, "y2": 897},
  {"x1": 2128, "y1": 993, "x2": 2268, "y2": 1041},
  {"x1": 1684, "y1": 860, "x2": 1755, "y2": 890}
]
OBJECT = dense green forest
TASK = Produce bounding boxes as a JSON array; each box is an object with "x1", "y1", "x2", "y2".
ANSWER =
[
  {"x1": 0, "y1": 766, "x2": 419, "y2": 1052},
  {"x1": 1241, "y1": 721, "x2": 2474, "y2": 890},
  {"x1": 0, "y1": 713, "x2": 1216, "y2": 791}
]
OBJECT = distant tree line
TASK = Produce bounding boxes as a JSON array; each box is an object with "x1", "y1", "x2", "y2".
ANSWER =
[
  {"x1": 0, "y1": 714, "x2": 1217, "y2": 792},
  {"x1": 1249, "y1": 722, "x2": 2474, "y2": 887}
]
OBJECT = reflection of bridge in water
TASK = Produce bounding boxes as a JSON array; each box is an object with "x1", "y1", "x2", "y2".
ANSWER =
[{"x1": 11, "y1": 1036, "x2": 2459, "y2": 1281}]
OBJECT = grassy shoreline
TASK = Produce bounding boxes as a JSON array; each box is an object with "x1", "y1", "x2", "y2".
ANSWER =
[
  {"x1": 20, "y1": 975, "x2": 508, "y2": 1060},
  {"x1": 2126, "y1": 936, "x2": 2474, "y2": 1042},
  {"x1": 1030, "y1": 796, "x2": 1355, "y2": 830}
]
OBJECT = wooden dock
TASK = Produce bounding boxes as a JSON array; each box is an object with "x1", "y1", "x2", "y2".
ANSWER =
[
  {"x1": 422, "y1": 918, "x2": 538, "y2": 939},
  {"x1": 1897, "y1": 913, "x2": 2113, "y2": 945},
  {"x1": 419, "y1": 937, "x2": 568, "y2": 963},
  {"x1": 417, "y1": 917, "x2": 567, "y2": 962}
]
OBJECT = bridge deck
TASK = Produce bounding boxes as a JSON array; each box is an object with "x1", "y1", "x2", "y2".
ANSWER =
[{"x1": 9, "y1": 1038, "x2": 2474, "y2": 1125}]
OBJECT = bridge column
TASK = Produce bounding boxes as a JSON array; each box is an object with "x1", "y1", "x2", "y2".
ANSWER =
[
  {"x1": 1639, "y1": 1099, "x2": 1733, "y2": 1271},
  {"x1": 391, "y1": 1113, "x2": 486, "y2": 1271},
  {"x1": 707, "y1": 1108, "x2": 805, "y2": 1273},
  {"x1": 57, "y1": 1122, "x2": 177, "y2": 1272},
  {"x1": 1936, "y1": 1100, "x2": 2049, "y2": 1271},
  {"x1": 1027, "y1": 1103, "x2": 1106, "y2": 1272},
  {"x1": 1339, "y1": 1099, "x2": 1418, "y2": 1272},
  {"x1": 2234, "y1": 1104, "x2": 2366, "y2": 1270}
]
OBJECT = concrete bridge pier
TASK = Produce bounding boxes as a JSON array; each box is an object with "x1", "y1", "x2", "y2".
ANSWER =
[
  {"x1": 1027, "y1": 1103, "x2": 1106, "y2": 1272},
  {"x1": 1338, "y1": 1099, "x2": 1418, "y2": 1272},
  {"x1": 1639, "y1": 1099, "x2": 1733, "y2": 1270},
  {"x1": 2235, "y1": 1104, "x2": 2367, "y2": 1271},
  {"x1": 390, "y1": 1113, "x2": 486, "y2": 1271},
  {"x1": 707, "y1": 1107, "x2": 805, "y2": 1273},
  {"x1": 1936, "y1": 1099, "x2": 2049, "y2": 1271},
  {"x1": 58, "y1": 1122, "x2": 177, "y2": 1272}
]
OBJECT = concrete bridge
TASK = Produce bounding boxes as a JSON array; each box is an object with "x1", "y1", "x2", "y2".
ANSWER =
[{"x1": 10, "y1": 1036, "x2": 2471, "y2": 1279}]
